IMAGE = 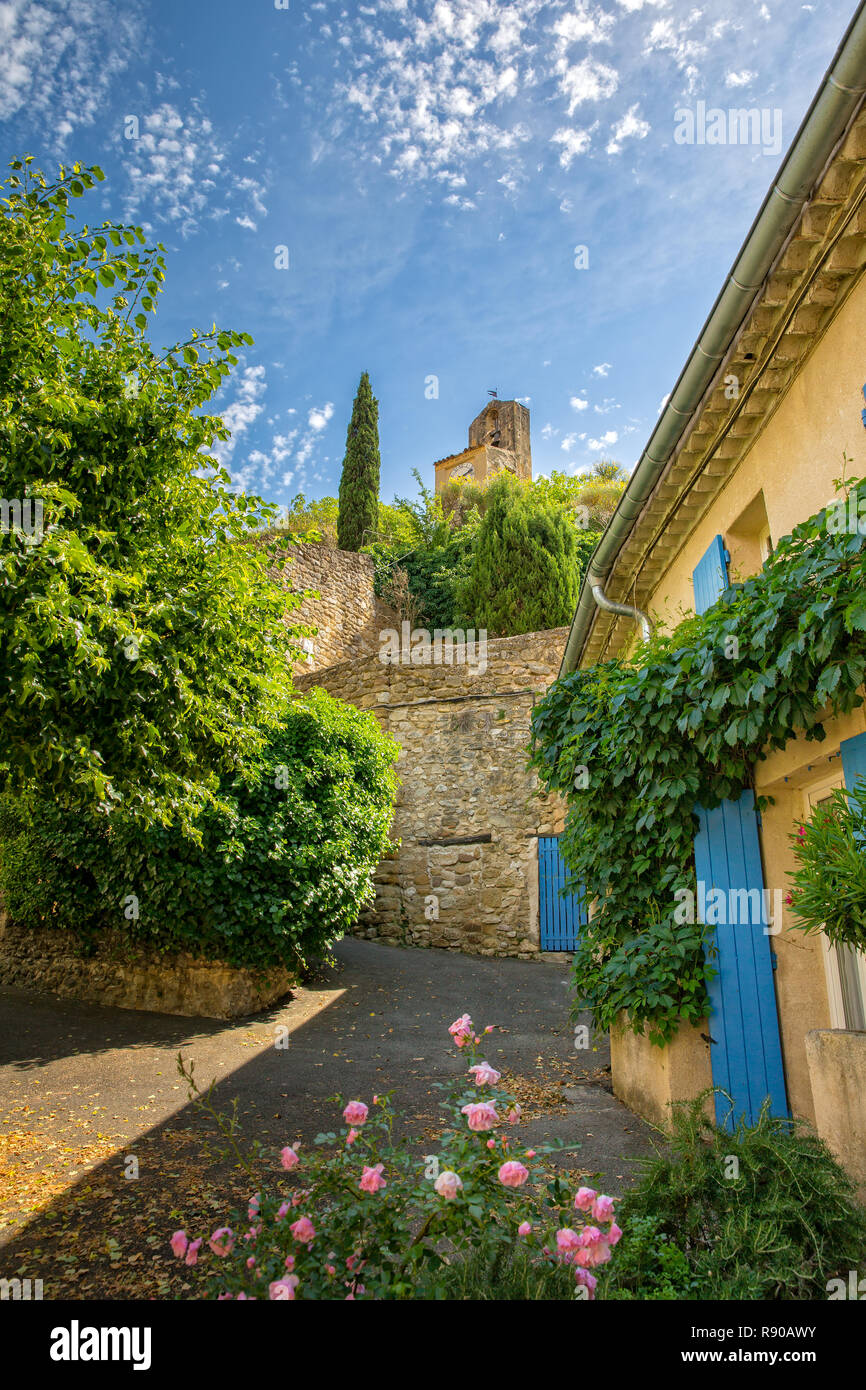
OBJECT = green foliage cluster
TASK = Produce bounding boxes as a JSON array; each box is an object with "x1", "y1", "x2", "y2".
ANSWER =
[
  {"x1": 788, "y1": 784, "x2": 866, "y2": 950},
  {"x1": 0, "y1": 157, "x2": 401, "y2": 970},
  {"x1": 279, "y1": 493, "x2": 416, "y2": 551},
  {"x1": 0, "y1": 157, "x2": 302, "y2": 828},
  {"x1": 295, "y1": 464, "x2": 620, "y2": 636},
  {"x1": 455, "y1": 473, "x2": 582, "y2": 636},
  {"x1": 599, "y1": 1094, "x2": 866, "y2": 1300},
  {"x1": 530, "y1": 482, "x2": 866, "y2": 1041},
  {"x1": 0, "y1": 689, "x2": 398, "y2": 970},
  {"x1": 337, "y1": 371, "x2": 381, "y2": 551}
]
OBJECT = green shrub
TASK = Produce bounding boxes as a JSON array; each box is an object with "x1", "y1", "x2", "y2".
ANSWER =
[
  {"x1": 437, "y1": 1241, "x2": 575, "y2": 1300},
  {"x1": 456, "y1": 473, "x2": 581, "y2": 636},
  {"x1": 599, "y1": 1093, "x2": 866, "y2": 1301},
  {"x1": 0, "y1": 688, "x2": 399, "y2": 970},
  {"x1": 788, "y1": 784, "x2": 866, "y2": 951}
]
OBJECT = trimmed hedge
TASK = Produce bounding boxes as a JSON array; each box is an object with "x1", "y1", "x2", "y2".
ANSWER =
[{"x1": 0, "y1": 688, "x2": 398, "y2": 970}]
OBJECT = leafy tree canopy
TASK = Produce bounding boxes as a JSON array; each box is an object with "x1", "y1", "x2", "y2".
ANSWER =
[{"x1": 0, "y1": 157, "x2": 304, "y2": 828}]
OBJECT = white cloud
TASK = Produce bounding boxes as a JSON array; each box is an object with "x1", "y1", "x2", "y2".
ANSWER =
[
  {"x1": 588, "y1": 429, "x2": 619, "y2": 450},
  {"x1": 552, "y1": 6, "x2": 615, "y2": 48},
  {"x1": 592, "y1": 362, "x2": 612, "y2": 377},
  {"x1": 570, "y1": 394, "x2": 590, "y2": 412},
  {"x1": 551, "y1": 126, "x2": 593, "y2": 168},
  {"x1": 725, "y1": 69, "x2": 756, "y2": 88},
  {"x1": 308, "y1": 403, "x2": 335, "y2": 432},
  {"x1": 541, "y1": 422, "x2": 559, "y2": 439},
  {"x1": 213, "y1": 364, "x2": 267, "y2": 467},
  {"x1": 607, "y1": 103, "x2": 650, "y2": 155},
  {"x1": 561, "y1": 432, "x2": 579, "y2": 450},
  {"x1": 0, "y1": 0, "x2": 141, "y2": 140},
  {"x1": 555, "y1": 56, "x2": 619, "y2": 115},
  {"x1": 121, "y1": 101, "x2": 268, "y2": 238}
]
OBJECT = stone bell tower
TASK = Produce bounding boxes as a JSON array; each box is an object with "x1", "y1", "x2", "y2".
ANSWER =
[{"x1": 433, "y1": 398, "x2": 532, "y2": 493}]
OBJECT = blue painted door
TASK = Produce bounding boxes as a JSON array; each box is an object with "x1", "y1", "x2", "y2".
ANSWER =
[
  {"x1": 538, "y1": 836, "x2": 586, "y2": 950},
  {"x1": 693, "y1": 536, "x2": 788, "y2": 1128},
  {"x1": 694, "y1": 793, "x2": 789, "y2": 1128}
]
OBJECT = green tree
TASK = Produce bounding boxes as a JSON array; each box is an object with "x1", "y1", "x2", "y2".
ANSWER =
[
  {"x1": 337, "y1": 371, "x2": 381, "y2": 551},
  {"x1": 455, "y1": 474, "x2": 580, "y2": 636},
  {"x1": 0, "y1": 157, "x2": 304, "y2": 827}
]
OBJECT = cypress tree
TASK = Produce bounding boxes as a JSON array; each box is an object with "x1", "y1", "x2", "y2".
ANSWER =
[
  {"x1": 456, "y1": 473, "x2": 579, "y2": 636},
  {"x1": 337, "y1": 371, "x2": 381, "y2": 551}
]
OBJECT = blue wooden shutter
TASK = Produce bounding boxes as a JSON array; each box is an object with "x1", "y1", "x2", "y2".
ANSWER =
[
  {"x1": 692, "y1": 534, "x2": 729, "y2": 615},
  {"x1": 691, "y1": 535, "x2": 788, "y2": 1128},
  {"x1": 841, "y1": 731, "x2": 866, "y2": 792},
  {"x1": 538, "y1": 836, "x2": 586, "y2": 950},
  {"x1": 694, "y1": 793, "x2": 789, "y2": 1128}
]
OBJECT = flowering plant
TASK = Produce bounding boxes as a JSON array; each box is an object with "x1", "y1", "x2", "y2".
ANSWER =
[{"x1": 171, "y1": 1013, "x2": 621, "y2": 1300}]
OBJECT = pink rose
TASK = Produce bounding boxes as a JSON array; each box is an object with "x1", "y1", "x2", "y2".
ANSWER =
[
  {"x1": 343, "y1": 1100, "x2": 369, "y2": 1126},
  {"x1": 461, "y1": 1101, "x2": 499, "y2": 1131},
  {"x1": 248, "y1": 1194, "x2": 260, "y2": 1221},
  {"x1": 246, "y1": 1256, "x2": 256, "y2": 1269},
  {"x1": 326, "y1": 1264, "x2": 336, "y2": 1277},
  {"x1": 280, "y1": 1146, "x2": 300, "y2": 1171},
  {"x1": 346, "y1": 1128, "x2": 360, "y2": 1146},
  {"x1": 276, "y1": 1202, "x2": 290, "y2": 1222},
  {"x1": 290, "y1": 1216, "x2": 316, "y2": 1244},
  {"x1": 170, "y1": 1230, "x2": 188, "y2": 1259},
  {"x1": 434, "y1": 1170, "x2": 463, "y2": 1199},
  {"x1": 284, "y1": 1255, "x2": 295, "y2": 1271},
  {"x1": 184, "y1": 1238, "x2": 202, "y2": 1267},
  {"x1": 608, "y1": 1222, "x2": 622, "y2": 1247},
  {"x1": 486, "y1": 1138, "x2": 496, "y2": 1150},
  {"x1": 209, "y1": 1227, "x2": 235, "y2": 1257},
  {"x1": 575, "y1": 1269, "x2": 598, "y2": 1298},
  {"x1": 525, "y1": 1149, "x2": 536, "y2": 1159},
  {"x1": 468, "y1": 1061, "x2": 502, "y2": 1086},
  {"x1": 579, "y1": 1225, "x2": 602, "y2": 1247},
  {"x1": 449, "y1": 1013, "x2": 473, "y2": 1041},
  {"x1": 518, "y1": 1221, "x2": 532, "y2": 1237},
  {"x1": 586, "y1": 1239, "x2": 612, "y2": 1268},
  {"x1": 498, "y1": 1160, "x2": 529, "y2": 1188},
  {"x1": 359, "y1": 1163, "x2": 387, "y2": 1195},
  {"x1": 592, "y1": 1194, "x2": 615, "y2": 1223},
  {"x1": 507, "y1": 1107, "x2": 521, "y2": 1125},
  {"x1": 269, "y1": 1275, "x2": 300, "y2": 1300},
  {"x1": 484, "y1": 1025, "x2": 495, "y2": 1034},
  {"x1": 555, "y1": 1227, "x2": 582, "y2": 1253},
  {"x1": 574, "y1": 1186, "x2": 597, "y2": 1212}
]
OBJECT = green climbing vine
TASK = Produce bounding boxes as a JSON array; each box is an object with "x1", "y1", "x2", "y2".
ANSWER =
[{"x1": 529, "y1": 476, "x2": 866, "y2": 1044}]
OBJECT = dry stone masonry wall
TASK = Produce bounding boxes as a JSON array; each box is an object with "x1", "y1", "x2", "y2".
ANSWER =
[{"x1": 295, "y1": 628, "x2": 569, "y2": 958}]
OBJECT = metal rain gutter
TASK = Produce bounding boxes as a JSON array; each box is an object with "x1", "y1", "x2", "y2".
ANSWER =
[{"x1": 559, "y1": 0, "x2": 866, "y2": 677}]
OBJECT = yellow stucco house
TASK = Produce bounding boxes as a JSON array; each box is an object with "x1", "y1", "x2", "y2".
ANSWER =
[{"x1": 559, "y1": 7, "x2": 866, "y2": 1193}]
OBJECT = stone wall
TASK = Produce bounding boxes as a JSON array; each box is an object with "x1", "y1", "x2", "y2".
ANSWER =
[
  {"x1": 296, "y1": 628, "x2": 569, "y2": 958},
  {"x1": 0, "y1": 913, "x2": 294, "y2": 1020},
  {"x1": 266, "y1": 541, "x2": 399, "y2": 673}
]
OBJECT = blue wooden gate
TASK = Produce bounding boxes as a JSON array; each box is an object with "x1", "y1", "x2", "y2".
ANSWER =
[
  {"x1": 538, "y1": 836, "x2": 586, "y2": 950},
  {"x1": 693, "y1": 535, "x2": 788, "y2": 1129}
]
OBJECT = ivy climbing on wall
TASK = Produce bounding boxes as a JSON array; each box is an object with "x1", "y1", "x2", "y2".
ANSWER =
[{"x1": 529, "y1": 478, "x2": 866, "y2": 1043}]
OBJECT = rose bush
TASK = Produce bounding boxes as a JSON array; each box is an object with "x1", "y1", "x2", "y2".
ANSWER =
[{"x1": 171, "y1": 1013, "x2": 621, "y2": 1300}]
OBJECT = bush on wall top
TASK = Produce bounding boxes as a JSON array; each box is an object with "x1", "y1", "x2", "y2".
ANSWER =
[{"x1": 0, "y1": 688, "x2": 399, "y2": 971}]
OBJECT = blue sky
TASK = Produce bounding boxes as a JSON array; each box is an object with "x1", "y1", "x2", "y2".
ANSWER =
[{"x1": 0, "y1": 0, "x2": 859, "y2": 511}]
